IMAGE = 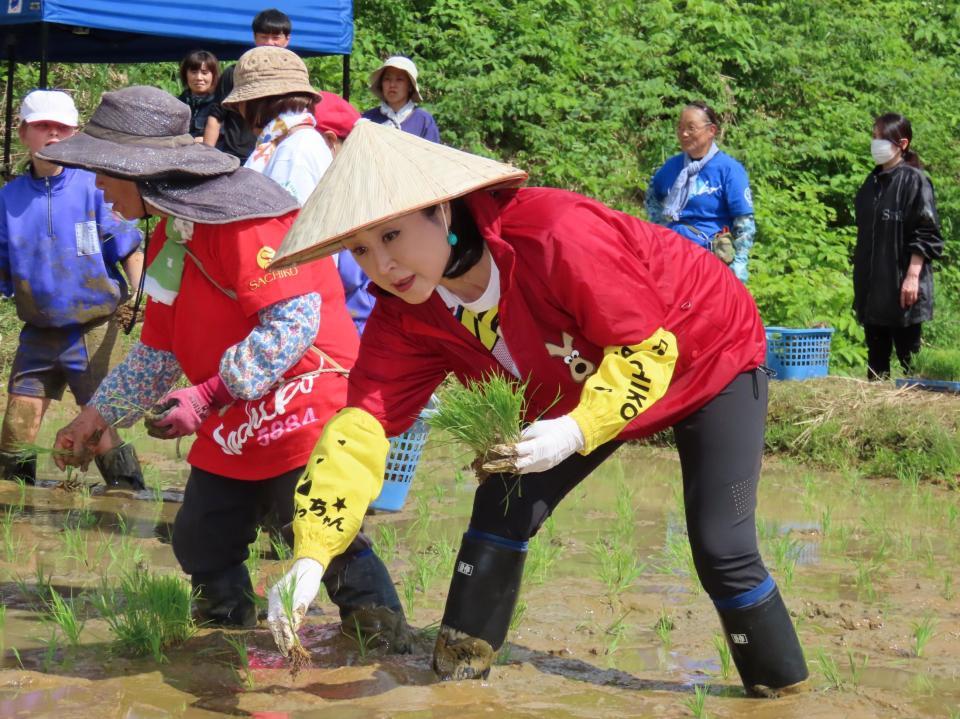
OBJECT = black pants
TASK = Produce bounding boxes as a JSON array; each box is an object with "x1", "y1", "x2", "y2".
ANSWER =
[
  {"x1": 173, "y1": 465, "x2": 372, "y2": 580},
  {"x1": 470, "y1": 370, "x2": 769, "y2": 599},
  {"x1": 864, "y1": 323, "x2": 922, "y2": 379}
]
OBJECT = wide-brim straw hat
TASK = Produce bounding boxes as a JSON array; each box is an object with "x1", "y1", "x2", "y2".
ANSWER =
[
  {"x1": 369, "y1": 56, "x2": 423, "y2": 104},
  {"x1": 36, "y1": 85, "x2": 238, "y2": 179},
  {"x1": 270, "y1": 120, "x2": 527, "y2": 268},
  {"x1": 223, "y1": 46, "x2": 319, "y2": 107}
]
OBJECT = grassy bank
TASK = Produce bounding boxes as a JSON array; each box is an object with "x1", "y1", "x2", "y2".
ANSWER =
[{"x1": 766, "y1": 377, "x2": 960, "y2": 487}]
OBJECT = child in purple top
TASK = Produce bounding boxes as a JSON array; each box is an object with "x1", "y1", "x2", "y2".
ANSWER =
[
  {"x1": 0, "y1": 90, "x2": 144, "y2": 490},
  {"x1": 361, "y1": 56, "x2": 440, "y2": 143}
]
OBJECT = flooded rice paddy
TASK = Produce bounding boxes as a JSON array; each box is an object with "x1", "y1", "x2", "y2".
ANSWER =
[{"x1": 0, "y1": 409, "x2": 958, "y2": 718}]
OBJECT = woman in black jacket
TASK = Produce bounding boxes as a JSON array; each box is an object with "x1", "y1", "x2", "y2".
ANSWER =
[{"x1": 853, "y1": 113, "x2": 943, "y2": 379}]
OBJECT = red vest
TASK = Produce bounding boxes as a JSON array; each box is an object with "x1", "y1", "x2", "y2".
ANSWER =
[
  {"x1": 347, "y1": 188, "x2": 765, "y2": 438},
  {"x1": 141, "y1": 213, "x2": 359, "y2": 479}
]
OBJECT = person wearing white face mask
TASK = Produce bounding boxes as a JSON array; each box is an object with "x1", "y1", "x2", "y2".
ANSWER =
[{"x1": 853, "y1": 113, "x2": 943, "y2": 380}]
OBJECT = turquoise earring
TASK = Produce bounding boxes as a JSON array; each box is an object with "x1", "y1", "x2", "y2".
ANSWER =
[{"x1": 448, "y1": 232, "x2": 459, "y2": 246}]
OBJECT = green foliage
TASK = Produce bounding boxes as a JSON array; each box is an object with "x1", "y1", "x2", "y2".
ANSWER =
[{"x1": 2, "y1": 0, "x2": 957, "y2": 375}]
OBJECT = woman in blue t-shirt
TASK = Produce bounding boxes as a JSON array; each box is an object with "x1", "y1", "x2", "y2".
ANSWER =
[{"x1": 647, "y1": 101, "x2": 756, "y2": 283}]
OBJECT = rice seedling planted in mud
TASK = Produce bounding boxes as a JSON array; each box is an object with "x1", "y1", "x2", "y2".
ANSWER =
[
  {"x1": 683, "y1": 684, "x2": 710, "y2": 719},
  {"x1": 223, "y1": 634, "x2": 255, "y2": 690},
  {"x1": 45, "y1": 591, "x2": 84, "y2": 647},
  {"x1": 1, "y1": 507, "x2": 21, "y2": 562},
  {"x1": 524, "y1": 533, "x2": 562, "y2": 585},
  {"x1": 654, "y1": 608, "x2": 674, "y2": 648},
  {"x1": 345, "y1": 614, "x2": 381, "y2": 661},
  {"x1": 846, "y1": 649, "x2": 867, "y2": 688},
  {"x1": 96, "y1": 568, "x2": 195, "y2": 663},
  {"x1": 912, "y1": 616, "x2": 936, "y2": 657},
  {"x1": 591, "y1": 537, "x2": 645, "y2": 596},
  {"x1": 61, "y1": 523, "x2": 89, "y2": 565},
  {"x1": 427, "y1": 375, "x2": 528, "y2": 482},
  {"x1": 375, "y1": 524, "x2": 399, "y2": 564},
  {"x1": 815, "y1": 647, "x2": 844, "y2": 690},
  {"x1": 712, "y1": 634, "x2": 732, "y2": 679},
  {"x1": 605, "y1": 612, "x2": 630, "y2": 655}
]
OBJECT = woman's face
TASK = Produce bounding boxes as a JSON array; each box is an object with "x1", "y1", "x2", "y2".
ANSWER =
[
  {"x1": 872, "y1": 125, "x2": 907, "y2": 150},
  {"x1": 381, "y1": 68, "x2": 412, "y2": 108},
  {"x1": 187, "y1": 64, "x2": 215, "y2": 95},
  {"x1": 95, "y1": 174, "x2": 145, "y2": 220},
  {"x1": 677, "y1": 107, "x2": 717, "y2": 158},
  {"x1": 342, "y1": 207, "x2": 451, "y2": 304}
]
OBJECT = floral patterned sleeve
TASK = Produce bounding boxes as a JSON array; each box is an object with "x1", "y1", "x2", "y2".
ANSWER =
[
  {"x1": 91, "y1": 342, "x2": 182, "y2": 427},
  {"x1": 218, "y1": 293, "x2": 321, "y2": 401}
]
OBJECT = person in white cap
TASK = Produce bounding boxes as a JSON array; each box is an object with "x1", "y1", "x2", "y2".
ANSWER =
[
  {"x1": 264, "y1": 120, "x2": 808, "y2": 696},
  {"x1": 361, "y1": 56, "x2": 440, "y2": 142},
  {"x1": 0, "y1": 89, "x2": 144, "y2": 491}
]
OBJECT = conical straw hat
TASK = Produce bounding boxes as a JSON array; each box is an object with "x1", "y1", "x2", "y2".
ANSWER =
[{"x1": 270, "y1": 120, "x2": 528, "y2": 268}]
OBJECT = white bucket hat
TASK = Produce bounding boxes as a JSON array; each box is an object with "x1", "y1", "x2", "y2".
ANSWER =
[
  {"x1": 369, "y1": 56, "x2": 423, "y2": 104},
  {"x1": 271, "y1": 119, "x2": 527, "y2": 268}
]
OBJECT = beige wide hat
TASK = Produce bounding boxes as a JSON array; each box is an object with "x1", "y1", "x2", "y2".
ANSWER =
[
  {"x1": 223, "y1": 46, "x2": 319, "y2": 107},
  {"x1": 270, "y1": 120, "x2": 528, "y2": 268},
  {"x1": 369, "y1": 55, "x2": 423, "y2": 104}
]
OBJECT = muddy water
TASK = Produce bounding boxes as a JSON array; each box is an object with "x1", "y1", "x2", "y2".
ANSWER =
[{"x1": 1, "y1": 421, "x2": 959, "y2": 718}]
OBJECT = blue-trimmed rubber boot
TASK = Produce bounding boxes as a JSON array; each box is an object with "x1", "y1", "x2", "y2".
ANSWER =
[
  {"x1": 433, "y1": 529, "x2": 527, "y2": 680},
  {"x1": 715, "y1": 576, "x2": 809, "y2": 697},
  {"x1": 323, "y1": 548, "x2": 414, "y2": 654}
]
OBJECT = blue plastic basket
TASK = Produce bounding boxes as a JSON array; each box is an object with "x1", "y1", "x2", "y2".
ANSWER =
[
  {"x1": 370, "y1": 410, "x2": 433, "y2": 512},
  {"x1": 764, "y1": 327, "x2": 834, "y2": 381}
]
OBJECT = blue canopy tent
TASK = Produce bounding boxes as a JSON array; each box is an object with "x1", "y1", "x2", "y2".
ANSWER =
[{"x1": 0, "y1": 0, "x2": 353, "y2": 173}]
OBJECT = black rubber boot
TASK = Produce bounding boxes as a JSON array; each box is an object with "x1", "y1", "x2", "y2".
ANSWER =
[
  {"x1": 192, "y1": 564, "x2": 258, "y2": 629},
  {"x1": 95, "y1": 442, "x2": 146, "y2": 492},
  {"x1": 1, "y1": 450, "x2": 36, "y2": 485},
  {"x1": 715, "y1": 581, "x2": 809, "y2": 697},
  {"x1": 433, "y1": 530, "x2": 526, "y2": 680},
  {"x1": 323, "y1": 548, "x2": 414, "y2": 653}
]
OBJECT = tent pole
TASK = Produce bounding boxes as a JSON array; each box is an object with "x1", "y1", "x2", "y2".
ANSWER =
[
  {"x1": 39, "y1": 23, "x2": 48, "y2": 88},
  {"x1": 3, "y1": 51, "x2": 14, "y2": 181},
  {"x1": 342, "y1": 54, "x2": 350, "y2": 101}
]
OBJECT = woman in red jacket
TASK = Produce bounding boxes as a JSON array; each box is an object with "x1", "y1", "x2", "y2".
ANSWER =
[
  {"x1": 266, "y1": 120, "x2": 807, "y2": 696},
  {"x1": 41, "y1": 89, "x2": 409, "y2": 646}
]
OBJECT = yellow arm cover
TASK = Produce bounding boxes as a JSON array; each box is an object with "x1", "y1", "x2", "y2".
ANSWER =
[
  {"x1": 293, "y1": 407, "x2": 390, "y2": 568},
  {"x1": 567, "y1": 327, "x2": 678, "y2": 453}
]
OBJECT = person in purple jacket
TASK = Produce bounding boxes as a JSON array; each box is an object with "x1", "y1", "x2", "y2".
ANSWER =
[
  {"x1": 0, "y1": 90, "x2": 144, "y2": 490},
  {"x1": 361, "y1": 56, "x2": 441, "y2": 143}
]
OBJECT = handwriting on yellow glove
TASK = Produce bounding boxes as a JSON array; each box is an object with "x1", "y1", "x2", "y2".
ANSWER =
[
  {"x1": 567, "y1": 327, "x2": 678, "y2": 453},
  {"x1": 293, "y1": 407, "x2": 390, "y2": 568}
]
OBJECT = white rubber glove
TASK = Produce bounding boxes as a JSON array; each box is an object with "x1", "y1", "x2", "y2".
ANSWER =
[
  {"x1": 267, "y1": 557, "x2": 324, "y2": 656},
  {"x1": 508, "y1": 415, "x2": 586, "y2": 474}
]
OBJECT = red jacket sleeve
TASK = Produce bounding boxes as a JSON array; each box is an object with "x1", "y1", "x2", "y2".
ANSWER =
[{"x1": 346, "y1": 298, "x2": 448, "y2": 437}]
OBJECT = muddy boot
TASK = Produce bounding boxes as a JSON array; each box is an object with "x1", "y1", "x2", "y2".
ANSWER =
[
  {"x1": 324, "y1": 549, "x2": 414, "y2": 653},
  {"x1": 95, "y1": 442, "x2": 145, "y2": 493},
  {"x1": 192, "y1": 564, "x2": 258, "y2": 629},
  {"x1": 433, "y1": 530, "x2": 526, "y2": 681},
  {"x1": 715, "y1": 577, "x2": 809, "y2": 697},
  {"x1": 0, "y1": 450, "x2": 36, "y2": 485}
]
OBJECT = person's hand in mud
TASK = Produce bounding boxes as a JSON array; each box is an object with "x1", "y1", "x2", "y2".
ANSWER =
[
  {"x1": 267, "y1": 558, "x2": 324, "y2": 655},
  {"x1": 144, "y1": 374, "x2": 234, "y2": 439},
  {"x1": 53, "y1": 406, "x2": 109, "y2": 471}
]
